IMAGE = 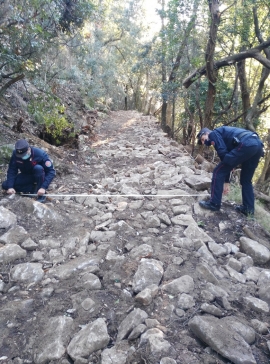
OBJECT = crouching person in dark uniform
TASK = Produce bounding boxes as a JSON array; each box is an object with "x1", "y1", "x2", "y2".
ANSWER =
[
  {"x1": 197, "y1": 126, "x2": 264, "y2": 217},
  {"x1": 2, "y1": 139, "x2": 56, "y2": 203}
]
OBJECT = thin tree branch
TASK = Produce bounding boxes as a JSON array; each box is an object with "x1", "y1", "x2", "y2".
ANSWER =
[
  {"x1": 103, "y1": 30, "x2": 124, "y2": 46},
  {"x1": 0, "y1": 74, "x2": 25, "y2": 97},
  {"x1": 183, "y1": 38, "x2": 270, "y2": 88}
]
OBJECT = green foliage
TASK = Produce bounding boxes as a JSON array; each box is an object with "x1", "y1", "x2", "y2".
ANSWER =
[
  {"x1": 2, "y1": 0, "x2": 270, "y2": 144},
  {"x1": 226, "y1": 183, "x2": 242, "y2": 204},
  {"x1": 255, "y1": 201, "x2": 270, "y2": 233},
  {"x1": 0, "y1": 144, "x2": 14, "y2": 164},
  {"x1": 51, "y1": 0, "x2": 152, "y2": 110},
  {"x1": 59, "y1": 0, "x2": 96, "y2": 33},
  {"x1": 197, "y1": 221, "x2": 205, "y2": 227},
  {"x1": 180, "y1": 76, "x2": 236, "y2": 131},
  {"x1": 0, "y1": 0, "x2": 95, "y2": 95},
  {"x1": 43, "y1": 112, "x2": 70, "y2": 143},
  {"x1": 28, "y1": 95, "x2": 72, "y2": 144}
]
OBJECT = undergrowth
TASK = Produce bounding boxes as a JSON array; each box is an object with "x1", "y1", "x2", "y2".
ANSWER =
[
  {"x1": 28, "y1": 95, "x2": 73, "y2": 144},
  {"x1": 227, "y1": 183, "x2": 270, "y2": 234}
]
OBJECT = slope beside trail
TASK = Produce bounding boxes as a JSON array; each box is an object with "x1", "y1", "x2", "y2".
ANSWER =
[{"x1": 0, "y1": 110, "x2": 270, "y2": 364}]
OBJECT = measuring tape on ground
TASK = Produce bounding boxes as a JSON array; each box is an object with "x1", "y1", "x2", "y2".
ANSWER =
[{"x1": 19, "y1": 193, "x2": 209, "y2": 198}]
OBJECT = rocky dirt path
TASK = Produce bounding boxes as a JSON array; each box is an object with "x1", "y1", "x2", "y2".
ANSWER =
[{"x1": 0, "y1": 110, "x2": 270, "y2": 364}]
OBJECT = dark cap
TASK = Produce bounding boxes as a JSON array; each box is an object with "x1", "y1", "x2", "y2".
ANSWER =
[
  {"x1": 15, "y1": 139, "x2": 29, "y2": 158},
  {"x1": 196, "y1": 128, "x2": 212, "y2": 145}
]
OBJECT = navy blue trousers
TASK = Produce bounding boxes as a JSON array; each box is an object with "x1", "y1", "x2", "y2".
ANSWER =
[
  {"x1": 2, "y1": 165, "x2": 45, "y2": 193},
  {"x1": 210, "y1": 137, "x2": 263, "y2": 213}
]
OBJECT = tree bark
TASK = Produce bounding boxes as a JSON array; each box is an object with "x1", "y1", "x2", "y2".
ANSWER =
[
  {"x1": 203, "y1": 0, "x2": 221, "y2": 128},
  {"x1": 124, "y1": 84, "x2": 128, "y2": 111},
  {"x1": 160, "y1": 0, "x2": 167, "y2": 131},
  {"x1": 254, "y1": 189, "x2": 270, "y2": 203},
  {"x1": 237, "y1": 58, "x2": 251, "y2": 125},
  {"x1": 244, "y1": 6, "x2": 270, "y2": 131},
  {"x1": 256, "y1": 130, "x2": 270, "y2": 190}
]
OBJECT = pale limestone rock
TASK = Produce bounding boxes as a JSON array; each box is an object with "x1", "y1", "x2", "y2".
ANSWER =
[
  {"x1": 117, "y1": 308, "x2": 148, "y2": 342},
  {"x1": 0, "y1": 225, "x2": 28, "y2": 245},
  {"x1": 128, "y1": 324, "x2": 147, "y2": 340},
  {"x1": 200, "y1": 303, "x2": 223, "y2": 317},
  {"x1": 184, "y1": 224, "x2": 214, "y2": 243},
  {"x1": 189, "y1": 315, "x2": 256, "y2": 364},
  {"x1": 133, "y1": 258, "x2": 163, "y2": 293},
  {"x1": 34, "y1": 316, "x2": 74, "y2": 364},
  {"x1": 101, "y1": 340, "x2": 134, "y2": 364},
  {"x1": 243, "y1": 296, "x2": 269, "y2": 313},
  {"x1": 250, "y1": 319, "x2": 269, "y2": 335},
  {"x1": 129, "y1": 244, "x2": 153, "y2": 260},
  {"x1": 208, "y1": 241, "x2": 229, "y2": 257},
  {"x1": 0, "y1": 206, "x2": 17, "y2": 229},
  {"x1": 244, "y1": 267, "x2": 261, "y2": 282},
  {"x1": 239, "y1": 236, "x2": 270, "y2": 264},
  {"x1": 0, "y1": 244, "x2": 26, "y2": 264},
  {"x1": 225, "y1": 265, "x2": 246, "y2": 283},
  {"x1": 195, "y1": 263, "x2": 219, "y2": 285},
  {"x1": 10, "y1": 262, "x2": 44, "y2": 283},
  {"x1": 21, "y1": 237, "x2": 38, "y2": 251},
  {"x1": 162, "y1": 275, "x2": 194, "y2": 295},
  {"x1": 184, "y1": 175, "x2": 211, "y2": 191},
  {"x1": 67, "y1": 318, "x2": 110, "y2": 360},
  {"x1": 135, "y1": 284, "x2": 159, "y2": 306},
  {"x1": 227, "y1": 257, "x2": 242, "y2": 272},
  {"x1": 177, "y1": 293, "x2": 195, "y2": 310}
]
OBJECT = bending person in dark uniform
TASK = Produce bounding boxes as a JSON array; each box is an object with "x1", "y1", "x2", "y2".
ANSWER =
[
  {"x1": 197, "y1": 126, "x2": 264, "y2": 216},
  {"x1": 2, "y1": 139, "x2": 56, "y2": 203}
]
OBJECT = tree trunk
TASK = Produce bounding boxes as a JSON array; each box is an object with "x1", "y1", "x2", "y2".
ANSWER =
[
  {"x1": 161, "y1": 102, "x2": 167, "y2": 131},
  {"x1": 237, "y1": 58, "x2": 251, "y2": 125},
  {"x1": 257, "y1": 131, "x2": 270, "y2": 188},
  {"x1": 166, "y1": 102, "x2": 173, "y2": 129},
  {"x1": 244, "y1": 6, "x2": 270, "y2": 131},
  {"x1": 254, "y1": 190, "x2": 270, "y2": 203},
  {"x1": 172, "y1": 96, "x2": 175, "y2": 137},
  {"x1": 184, "y1": 97, "x2": 196, "y2": 145},
  {"x1": 204, "y1": 0, "x2": 221, "y2": 128},
  {"x1": 256, "y1": 127, "x2": 270, "y2": 193},
  {"x1": 160, "y1": 0, "x2": 167, "y2": 131},
  {"x1": 124, "y1": 84, "x2": 128, "y2": 110},
  {"x1": 160, "y1": 0, "x2": 198, "y2": 132}
]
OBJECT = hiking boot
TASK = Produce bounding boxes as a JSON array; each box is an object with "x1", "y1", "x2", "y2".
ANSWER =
[
  {"x1": 199, "y1": 200, "x2": 220, "y2": 211},
  {"x1": 235, "y1": 205, "x2": 254, "y2": 217},
  {"x1": 37, "y1": 195, "x2": 46, "y2": 203}
]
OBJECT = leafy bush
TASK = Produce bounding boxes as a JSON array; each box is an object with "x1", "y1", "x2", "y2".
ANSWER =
[
  {"x1": 28, "y1": 96, "x2": 73, "y2": 144},
  {"x1": 43, "y1": 111, "x2": 71, "y2": 144},
  {"x1": 0, "y1": 144, "x2": 14, "y2": 164}
]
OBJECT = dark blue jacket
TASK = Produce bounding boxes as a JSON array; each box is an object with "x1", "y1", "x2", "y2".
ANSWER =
[
  {"x1": 208, "y1": 126, "x2": 258, "y2": 164},
  {"x1": 6, "y1": 147, "x2": 56, "y2": 189}
]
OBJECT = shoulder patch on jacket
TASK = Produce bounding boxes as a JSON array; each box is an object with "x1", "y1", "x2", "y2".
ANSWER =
[{"x1": 45, "y1": 160, "x2": 52, "y2": 167}]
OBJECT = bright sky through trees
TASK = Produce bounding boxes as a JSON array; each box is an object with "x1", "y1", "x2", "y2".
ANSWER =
[{"x1": 141, "y1": 0, "x2": 161, "y2": 38}]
